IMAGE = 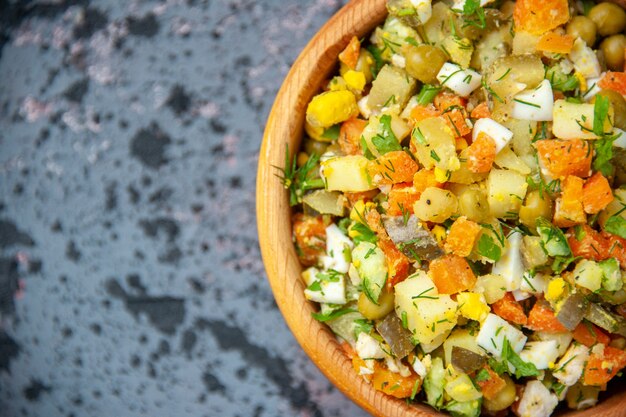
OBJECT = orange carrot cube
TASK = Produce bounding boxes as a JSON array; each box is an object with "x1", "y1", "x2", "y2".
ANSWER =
[
  {"x1": 535, "y1": 139, "x2": 592, "y2": 179},
  {"x1": 513, "y1": 0, "x2": 569, "y2": 35},
  {"x1": 367, "y1": 151, "x2": 420, "y2": 186},
  {"x1": 554, "y1": 175, "x2": 586, "y2": 228},
  {"x1": 387, "y1": 183, "x2": 420, "y2": 216},
  {"x1": 409, "y1": 104, "x2": 441, "y2": 123},
  {"x1": 434, "y1": 91, "x2": 467, "y2": 111},
  {"x1": 444, "y1": 216, "x2": 482, "y2": 257},
  {"x1": 466, "y1": 132, "x2": 496, "y2": 174},
  {"x1": 536, "y1": 32, "x2": 575, "y2": 54},
  {"x1": 492, "y1": 292, "x2": 528, "y2": 326},
  {"x1": 443, "y1": 109, "x2": 472, "y2": 138},
  {"x1": 338, "y1": 117, "x2": 367, "y2": 156},
  {"x1": 476, "y1": 365, "x2": 507, "y2": 401},
  {"x1": 413, "y1": 169, "x2": 443, "y2": 193},
  {"x1": 583, "y1": 346, "x2": 626, "y2": 386},
  {"x1": 338, "y1": 36, "x2": 361, "y2": 70},
  {"x1": 582, "y1": 172, "x2": 614, "y2": 214},
  {"x1": 526, "y1": 300, "x2": 568, "y2": 333},
  {"x1": 470, "y1": 102, "x2": 491, "y2": 119},
  {"x1": 572, "y1": 322, "x2": 611, "y2": 347},
  {"x1": 292, "y1": 213, "x2": 327, "y2": 266},
  {"x1": 371, "y1": 361, "x2": 421, "y2": 398},
  {"x1": 598, "y1": 72, "x2": 626, "y2": 95},
  {"x1": 429, "y1": 254, "x2": 477, "y2": 294}
]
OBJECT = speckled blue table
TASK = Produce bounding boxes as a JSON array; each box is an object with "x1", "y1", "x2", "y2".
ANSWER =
[{"x1": 0, "y1": 1, "x2": 368, "y2": 416}]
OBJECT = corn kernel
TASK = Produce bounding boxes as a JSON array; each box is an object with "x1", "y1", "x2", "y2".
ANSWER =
[
  {"x1": 306, "y1": 90, "x2": 358, "y2": 128},
  {"x1": 432, "y1": 225, "x2": 447, "y2": 244},
  {"x1": 343, "y1": 70, "x2": 366, "y2": 92}
]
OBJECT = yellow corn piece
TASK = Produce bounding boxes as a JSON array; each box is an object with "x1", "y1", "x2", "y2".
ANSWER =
[
  {"x1": 306, "y1": 90, "x2": 358, "y2": 128},
  {"x1": 343, "y1": 70, "x2": 366, "y2": 92}
]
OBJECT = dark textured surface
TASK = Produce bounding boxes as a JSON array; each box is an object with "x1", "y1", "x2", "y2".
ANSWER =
[{"x1": 0, "y1": 1, "x2": 367, "y2": 416}]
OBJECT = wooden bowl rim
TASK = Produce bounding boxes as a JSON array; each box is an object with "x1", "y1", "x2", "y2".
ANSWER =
[{"x1": 256, "y1": 1, "x2": 626, "y2": 416}]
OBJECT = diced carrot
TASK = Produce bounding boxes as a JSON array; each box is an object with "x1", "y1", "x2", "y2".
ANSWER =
[
  {"x1": 572, "y1": 321, "x2": 611, "y2": 347},
  {"x1": 344, "y1": 190, "x2": 379, "y2": 207},
  {"x1": 413, "y1": 169, "x2": 443, "y2": 193},
  {"x1": 338, "y1": 117, "x2": 367, "y2": 156},
  {"x1": 387, "y1": 183, "x2": 420, "y2": 216},
  {"x1": 455, "y1": 137, "x2": 469, "y2": 151},
  {"x1": 292, "y1": 213, "x2": 327, "y2": 266},
  {"x1": 601, "y1": 232, "x2": 626, "y2": 269},
  {"x1": 365, "y1": 209, "x2": 410, "y2": 288},
  {"x1": 370, "y1": 360, "x2": 422, "y2": 399},
  {"x1": 444, "y1": 216, "x2": 482, "y2": 257},
  {"x1": 476, "y1": 365, "x2": 507, "y2": 401},
  {"x1": 442, "y1": 109, "x2": 472, "y2": 138},
  {"x1": 338, "y1": 36, "x2": 361, "y2": 70},
  {"x1": 492, "y1": 293, "x2": 528, "y2": 326},
  {"x1": 409, "y1": 104, "x2": 441, "y2": 122},
  {"x1": 526, "y1": 300, "x2": 568, "y2": 333},
  {"x1": 434, "y1": 91, "x2": 467, "y2": 112},
  {"x1": 583, "y1": 346, "x2": 626, "y2": 386},
  {"x1": 535, "y1": 139, "x2": 592, "y2": 179},
  {"x1": 513, "y1": 0, "x2": 569, "y2": 35},
  {"x1": 367, "y1": 151, "x2": 420, "y2": 186},
  {"x1": 350, "y1": 355, "x2": 374, "y2": 382},
  {"x1": 554, "y1": 175, "x2": 586, "y2": 228},
  {"x1": 429, "y1": 254, "x2": 477, "y2": 294},
  {"x1": 470, "y1": 102, "x2": 491, "y2": 119},
  {"x1": 598, "y1": 72, "x2": 626, "y2": 95},
  {"x1": 536, "y1": 32, "x2": 575, "y2": 54},
  {"x1": 466, "y1": 132, "x2": 496, "y2": 174},
  {"x1": 582, "y1": 172, "x2": 614, "y2": 214},
  {"x1": 567, "y1": 225, "x2": 609, "y2": 262}
]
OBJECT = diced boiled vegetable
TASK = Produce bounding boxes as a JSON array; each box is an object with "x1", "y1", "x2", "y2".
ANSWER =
[
  {"x1": 492, "y1": 232, "x2": 524, "y2": 292},
  {"x1": 444, "y1": 217, "x2": 482, "y2": 257},
  {"x1": 445, "y1": 372, "x2": 483, "y2": 402},
  {"x1": 358, "y1": 287, "x2": 395, "y2": 320},
  {"x1": 368, "y1": 65, "x2": 417, "y2": 110},
  {"x1": 573, "y1": 259, "x2": 604, "y2": 292},
  {"x1": 493, "y1": 146, "x2": 531, "y2": 175},
  {"x1": 536, "y1": 32, "x2": 574, "y2": 54},
  {"x1": 367, "y1": 150, "x2": 419, "y2": 186},
  {"x1": 436, "y1": 63, "x2": 481, "y2": 97},
  {"x1": 535, "y1": 139, "x2": 592, "y2": 179},
  {"x1": 293, "y1": 214, "x2": 326, "y2": 266},
  {"x1": 513, "y1": 0, "x2": 569, "y2": 35},
  {"x1": 424, "y1": 356, "x2": 445, "y2": 409},
  {"x1": 352, "y1": 242, "x2": 388, "y2": 303},
  {"x1": 412, "y1": 116, "x2": 460, "y2": 172},
  {"x1": 303, "y1": 190, "x2": 346, "y2": 216},
  {"x1": 554, "y1": 175, "x2": 586, "y2": 228},
  {"x1": 598, "y1": 71, "x2": 626, "y2": 95},
  {"x1": 338, "y1": 36, "x2": 361, "y2": 70},
  {"x1": 582, "y1": 172, "x2": 613, "y2": 214},
  {"x1": 583, "y1": 345, "x2": 626, "y2": 386},
  {"x1": 536, "y1": 217, "x2": 571, "y2": 257},
  {"x1": 414, "y1": 187, "x2": 458, "y2": 223},
  {"x1": 306, "y1": 90, "x2": 359, "y2": 128},
  {"x1": 487, "y1": 169, "x2": 528, "y2": 218},
  {"x1": 552, "y1": 99, "x2": 612, "y2": 140},
  {"x1": 492, "y1": 292, "x2": 527, "y2": 325},
  {"x1": 566, "y1": 383, "x2": 601, "y2": 410},
  {"x1": 338, "y1": 117, "x2": 367, "y2": 155},
  {"x1": 466, "y1": 132, "x2": 496, "y2": 174},
  {"x1": 430, "y1": 254, "x2": 477, "y2": 294},
  {"x1": 572, "y1": 321, "x2": 611, "y2": 347},
  {"x1": 521, "y1": 236, "x2": 549, "y2": 269},
  {"x1": 511, "y1": 79, "x2": 554, "y2": 121},
  {"x1": 476, "y1": 313, "x2": 527, "y2": 358},
  {"x1": 322, "y1": 155, "x2": 376, "y2": 192},
  {"x1": 527, "y1": 300, "x2": 568, "y2": 333},
  {"x1": 474, "y1": 274, "x2": 506, "y2": 304}
]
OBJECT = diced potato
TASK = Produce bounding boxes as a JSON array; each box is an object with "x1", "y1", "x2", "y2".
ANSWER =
[
  {"x1": 552, "y1": 99, "x2": 613, "y2": 140},
  {"x1": 362, "y1": 112, "x2": 411, "y2": 158},
  {"x1": 573, "y1": 259, "x2": 603, "y2": 292},
  {"x1": 450, "y1": 183, "x2": 491, "y2": 223},
  {"x1": 414, "y1": 187, "x2": 458, "y2": 223},
  {"x1": 474, "y1": 274, "x2": 507, "y2": 304},
  {"x1": 306, "y1": 90, "x2": 359, "y2": 128},
  {"x1": 487, "y1": 169, "x2": 528, "y2": 218},
  {"x1": 471, "y1": 25, "x2": 512, "y2": 71},
  {"x1": 521, "y1": 235, "x2": 549, "y2": 269},
  {"x1": 395, "y1": 272, "x2": 458, "y2": 345},
  {"x1": 441, "y1": 36, "x2": 474, "y2": 69},
  {"x1": 502, "y1": 118, "x2": 537, "y2": 158},
  {"x1": 512, "y1": 31, "x2": 540, "y2": 54},
  {"x1": 412, "y1": 117, "x2": 459, "y2": 172},
  {"x1": 422, "y1": 2, "x2": 453, "y2": 45},
  {"x1": 367, "y1": 65, "x2": 417, "y2": 110},
  {"x1": 494, "y1": 146, "x2": 531, "y2": 175},
  {"x1": 599, "y1": 188, "x2": 626, "y2": 228},
  {"x1": 487, "y1": 55, "x2": 545, "y2": 100},
  {"x1": 321, "y1": 155, "x2": 376, "y2": 192}
]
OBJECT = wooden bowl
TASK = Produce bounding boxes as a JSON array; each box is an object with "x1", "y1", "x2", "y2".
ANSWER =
[{"x1": 256, "y1": 0, "x2": 626, "y2": 415}]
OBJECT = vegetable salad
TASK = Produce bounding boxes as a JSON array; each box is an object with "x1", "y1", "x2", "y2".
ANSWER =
[{"x1": 280, "y1": 0, "x2": 626, "y2": 415}]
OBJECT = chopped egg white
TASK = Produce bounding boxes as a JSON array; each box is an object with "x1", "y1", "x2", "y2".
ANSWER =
[
  {"x1": 477, "y1": 313, "x2": 527, "y2": 358},
  {"x1": 492, "y1": 232, "x2": 524, "y2": 292},
  {"x1": 511, "y1": 79, "x2": 554, "y2": 121},
  {"x1": 583, "y1": 75, "x2": 603, "y2": 101},
  {"x1": 569, "y1": 37, "x2": 601, "y2": 79},
  {"x1": 520, "y1": 271, "x2": 549, "y2": 295},
  {"x1": 515, "y1": 380, "x2": 559, "y2": 417},
  {"x1": 472, "y1": 118, "x2": 514, "y2": 154},
  {"x1": 536, "y1": 332, "x2": 573, "y2": 357},
  {"x1": 410, "y1": 0, "x2": 433, "y2": 24},
  {"x1": 519, "y1": 340, "x2": 560, "y2": 370},
  {"x1": 553, "y1": 343, "x2": 590, "y2": 386},
  {"x1": 304, "y1": 272, "x2": 347, "y2": 305},
  {"x1": 321, "y1": 224, "x2": 354, "y2": 273},
  {"x1": 436, "y1": 62, "x2": 481, "y2": 97},
  {"x1": 614, "y1": 128, "x2": 626, "y2": 148},
  {"x1": 355, "y1": 332, "x2": 386, "y2": 360},
  {"x1": 391, "y1": 53, "x2": 406, "y2": 69}
]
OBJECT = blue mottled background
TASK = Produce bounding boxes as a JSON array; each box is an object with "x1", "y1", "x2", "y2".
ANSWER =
[{"x1": 0, "y1": 1, "x2": 368, "y2": 416}]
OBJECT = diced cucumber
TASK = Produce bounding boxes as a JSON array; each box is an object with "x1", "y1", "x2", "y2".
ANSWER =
[
  {"x1": 444, "y1": 399, "x2": 482, "y2": 417},
  {"x1": 599, "y1": 258, "x2": 622, "y2": 292},
  {"x1": 352, "y1": 242, "x2": 387, "y2": 303},
  {"x1": 536, "y1": 217, "x2": 571, "y2": 257},
  {"x1": 424, "y1": 356, "x2": 445, "y2": 410}
]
